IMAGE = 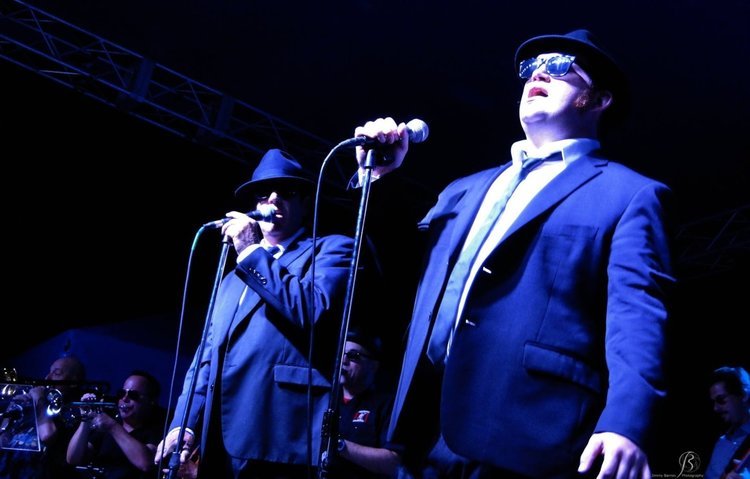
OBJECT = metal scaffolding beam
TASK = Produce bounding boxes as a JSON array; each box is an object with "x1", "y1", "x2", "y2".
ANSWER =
[
  {"x1": 0, "y1": 0, "x2": 343, "y2": 179},
  {"x1": 2, "y1": 0, "x2": 748, "y2": 280},
  {"x1": 674, "y1": 204, "x2": 750, "y2": 280}
]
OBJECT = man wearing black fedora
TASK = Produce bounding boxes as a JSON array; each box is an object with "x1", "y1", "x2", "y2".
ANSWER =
[
  {"x1": 156, "y1": 149, "x2": 356, "y2": 478},
  {"x1": 349, "y1": 30, "x2": 675, "y2": 478}
]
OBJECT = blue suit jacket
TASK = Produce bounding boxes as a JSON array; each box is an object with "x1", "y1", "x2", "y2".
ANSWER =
[
  {"x1": 389, "y1": 153, "x2": 675, "y2": 476},
  {"x1": 170, "y1": 231, "x2": 354, "y2": 466}
]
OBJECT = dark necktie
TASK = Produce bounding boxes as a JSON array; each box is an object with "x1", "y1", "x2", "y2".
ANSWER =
[
  {"x1": 426, "y1": 153, "x2": 560, "y2": 365},
  {"x1": 265, "y1": 244, "x2": 281, "y2": 256}
]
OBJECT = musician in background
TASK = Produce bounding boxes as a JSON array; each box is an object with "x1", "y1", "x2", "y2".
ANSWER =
[
  {"x1": 0, "y1": 354, "x2": 86, "y2": 479},
  {"x1": 67, "y1": 370, "x2": 164, "y2": 479},
  {"x1": 705, "y1": 366, "x2": 750, "y2": 479},
  {"x1": 330, "y1": 328, "x2": 402, "y2": 479}
]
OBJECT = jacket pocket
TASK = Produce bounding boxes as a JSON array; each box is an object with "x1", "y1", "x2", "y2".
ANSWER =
[
  {"x1": 273, "y1": 364, "x2": 330, "y2": 390},
  {"x1": 523, "y1": 342, "x2": 602, "y2": 394}
]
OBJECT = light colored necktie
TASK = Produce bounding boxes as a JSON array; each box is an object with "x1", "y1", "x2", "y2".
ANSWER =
[{"x1": 426, "y1": 153, "x2": 560, "y2": 365}]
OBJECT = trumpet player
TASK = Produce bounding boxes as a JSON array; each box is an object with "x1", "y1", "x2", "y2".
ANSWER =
[
  {"x1": 67, "y1": 370, "x2": 164, "y2": 479},
  {"x1": 0, "y1": 354, "x2": 85, "y2": 479}
]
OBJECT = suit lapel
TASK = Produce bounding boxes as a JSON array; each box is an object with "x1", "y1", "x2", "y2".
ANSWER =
[
  {"x1": 409, "y1": 166, "x2": 507, "y2": 355},
  {"x1": 445, "y1": 167, "x2": 508, "y2": 263},
  {"x1": 225, "y1": 237, "x2": 312, "y2": 339},
  {"x1": 501, "y1": 155, "x2": 604, "y2": 241},
  {"x1": 215, "y1": 274, "x2": 248, "y2": 344}
]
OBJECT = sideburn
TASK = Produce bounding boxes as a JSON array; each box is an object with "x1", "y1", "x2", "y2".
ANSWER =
[{"x1": 574, "y1": 89, "x2": 596, "y2": 110}]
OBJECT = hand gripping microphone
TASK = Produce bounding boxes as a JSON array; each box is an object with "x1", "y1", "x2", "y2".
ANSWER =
[
  {"x1": 202, "y1": 204, "x2": 278, "y2": 230},
  {"x1": 341, "y1": 118, "x2": 429, "y2": 147}
]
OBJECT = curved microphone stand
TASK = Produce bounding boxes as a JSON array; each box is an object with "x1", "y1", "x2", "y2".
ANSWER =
[
  {"x1": 163, "y1": 232, "x2": 232, "y2": 479},
  {"x1": 317, "y1": 148, "x2": 380, "y2": 479}
]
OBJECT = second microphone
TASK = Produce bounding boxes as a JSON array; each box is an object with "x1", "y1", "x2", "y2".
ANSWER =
[{"x1": 202, "y1": 204, "x2": 278, "y2": 230}]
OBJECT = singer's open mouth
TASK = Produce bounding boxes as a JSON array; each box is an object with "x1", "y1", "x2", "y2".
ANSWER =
[{"x1": 528, "y1": 87, "x2": 548, "y2": 98}]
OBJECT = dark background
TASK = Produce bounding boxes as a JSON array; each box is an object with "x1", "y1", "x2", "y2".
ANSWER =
[{"x1": 1, "y1": 0, "x2": 748, "y2": 474}]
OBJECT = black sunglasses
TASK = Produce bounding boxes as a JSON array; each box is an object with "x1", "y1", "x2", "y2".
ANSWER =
[
  {"x1": 343, "y1": 350, "x2": 373, "y2": 363},
  {"x1": 518, "y1": 54, "x2": 576, "y2": 80},
  {"x1": 117, "y1": 388, "x2": 146, "y2": 402},
  {"x1": 255, "y1": 187, "x2": 300, "y2": 202}
]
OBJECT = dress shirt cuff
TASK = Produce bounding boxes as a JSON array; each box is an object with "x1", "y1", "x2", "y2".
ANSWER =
[
  {"x1": 169, "y1": 426, "x2": 195, "y2": 438},
  {"x1": 237, "y1": 244, "x2": 263, "y2": 263},
  {"x1": 353, "y1": 169, "x2": 381, "y2": 188}
]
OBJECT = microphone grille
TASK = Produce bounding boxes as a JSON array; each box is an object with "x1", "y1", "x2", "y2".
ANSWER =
[
  {"x1": 259, "y1": 204, "x2": 278, "y2": 215},
  {"x1": 258, "y1": 204, "x2": 278, "y2": 221},
  {"x1": 406, "y1": 118, "x2": 429, "y2": 143}
]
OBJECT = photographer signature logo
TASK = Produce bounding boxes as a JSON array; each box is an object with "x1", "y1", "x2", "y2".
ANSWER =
[
  {"x1": 653, "y1": 451, "x2": 703, "y2": 478},
  {"x1": 677, "y1": 451, "x2": 701, "y2": 477}
]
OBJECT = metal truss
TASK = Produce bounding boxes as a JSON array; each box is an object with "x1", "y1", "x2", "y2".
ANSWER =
[
  {"x1": 0, "y1": 0, "x2": 347, "y2": 181},
  {"x1": 674, "y1": 204, "x2": 750, "y2": 281},
  {"x1": 2, "y1": 0, "x2": 748, "y2": 279}
]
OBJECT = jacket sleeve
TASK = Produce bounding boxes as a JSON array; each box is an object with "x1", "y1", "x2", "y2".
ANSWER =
[
  {"x1": 235, "y1": 234, "x2": 354, "y2": 328},
  {"x1": 596, "y1": 181, "x2": 676, "y2": 448}
]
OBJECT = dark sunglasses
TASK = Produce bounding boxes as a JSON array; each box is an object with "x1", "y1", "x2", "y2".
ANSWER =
[
  {"x1": 255, "y1": 187, "x2": 300, "y2": 202},
  {"x1": 117, "y1": 388, "x2": 146, "y2": 402},
  {"x1": 518, "y1": 54, "x2": 576, "y2": 80},
  {"x1": 343, "y1": 350, "x2": 373, "y2": 363}
]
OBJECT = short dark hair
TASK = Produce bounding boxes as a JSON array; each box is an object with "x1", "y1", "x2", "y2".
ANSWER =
[
  {"x1": 129, "y1": 369, "x2": 161, "y2": 401},
  {"x1": 346, "y1": 328, "x2": 383, "y2": 360},
  {"x1": 56, "y1": 354, "x2": 86, "y2": 381},
  {"x1": 710, "y1": 366, "x2": 750, "y2": 397}
]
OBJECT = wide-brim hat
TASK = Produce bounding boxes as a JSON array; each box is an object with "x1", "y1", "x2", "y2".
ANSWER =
[
  {"x1": 514, "y1": 29, "x2": 629, "y2": 121},
  {"x1": 234, "y1": 149, "x2": 315, "y2": 201}
]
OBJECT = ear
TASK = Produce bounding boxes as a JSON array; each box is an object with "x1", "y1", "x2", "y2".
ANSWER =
[
  {"x1": 575, "y1": 89, "x2": 613, "y2": 113},
  {"x1": 592, "y1": 89, "x2": 614, "y2": 111}
]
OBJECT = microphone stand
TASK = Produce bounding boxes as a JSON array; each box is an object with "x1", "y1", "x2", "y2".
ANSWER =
[
  {"x1": 317, "y1": 149, "x2": 380, "y2": 479},
  {"x1": 164, "y1": 231, "x2": 232, "y2": 479}
]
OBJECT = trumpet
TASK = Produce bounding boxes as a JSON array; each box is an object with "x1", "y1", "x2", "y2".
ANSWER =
[
  {"x1": 44, "y1": 387, "x2": 64, "y2": 416},
  {"x1": 42, "y1": 389, "x2": 120, "y2": 418},
  {"x1": 1, "y1": 367, "x2": 114, "y2": 418},
  {"x1": 69, "y1": 397, "x2": 120, "y2": 417}
]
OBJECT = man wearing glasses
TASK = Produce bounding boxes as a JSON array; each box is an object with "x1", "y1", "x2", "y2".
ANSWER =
[
  {"x1": 67, "y1": 370, "x2": 164, "y2": 478},
  {"x1": 350, "y1": 29, "x2": 674, "y2": 478},
  {"x1": 705, "y1": 366, "x2": 750, "y2": 479},
  {"x1": 156, "y1": 149, "x2": 355, "y2": 478},
  {"x1": 328, "y1": 328, "x2": 402, "y2": 478}
]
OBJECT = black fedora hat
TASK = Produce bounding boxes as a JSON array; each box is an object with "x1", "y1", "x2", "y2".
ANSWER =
[
  {"x1": 234, "y1": 149, "x2": 315, "y2": 201},
  {"x1": 514, "y1": 29, "x2": 629, "y2": 120}
]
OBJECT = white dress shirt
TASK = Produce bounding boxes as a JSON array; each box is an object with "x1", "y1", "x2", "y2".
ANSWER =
[{"x1": 446, "y1": 138, "x2": 601, "y2": 355}]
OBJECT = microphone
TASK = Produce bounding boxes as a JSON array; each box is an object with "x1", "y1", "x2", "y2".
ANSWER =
[
  {"x1": 202, "y1": 204, "x2": 278, "y2": 230},
  {"x1": 342, "y1": 118, "x2": 429, "y2": 147}
]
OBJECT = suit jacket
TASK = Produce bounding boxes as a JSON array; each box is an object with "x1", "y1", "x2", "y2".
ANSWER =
[
  {"x1": 170, "y1": 231, "x2": 354, "y2": 466},
  {"x1": 389, "y1": 153, "x2": 675, "y2": 477}
]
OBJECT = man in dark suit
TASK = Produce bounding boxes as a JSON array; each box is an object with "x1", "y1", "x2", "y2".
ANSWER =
[
  {"x1": 155, "y1": 149, "x2": 355, "y2": 478},
  {"x1": 351, "y1": 29, "x2": 675, "y2": 478}
]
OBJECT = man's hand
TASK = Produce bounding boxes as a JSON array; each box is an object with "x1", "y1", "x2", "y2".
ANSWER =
[
  {"x1": 354, "y1": 117, "x2": 409, "y2": 180},
  {"x1": 221, "y1": 211, "x2": 263, "y2": 254},
  {"x1": 78, "y1": 392, "x2": 100, "y2": 422},
  {"x1": 154, "y1": 427, "x2": 195, "y2": 465},
  {"x1": 579, "y1": 432, "x2": 650, "y2": 479},
  {"x1": 89, "y1": 411, "x2": 117, "y2": 432}
]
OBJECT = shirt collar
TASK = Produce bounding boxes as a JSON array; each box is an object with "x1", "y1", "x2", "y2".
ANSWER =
[
  {"x1": 260, "y1": 227, "x2": 306, "y2": 255},
  {"x1": 510, "y1": 138, "x2": 601, "y2": 166}
]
